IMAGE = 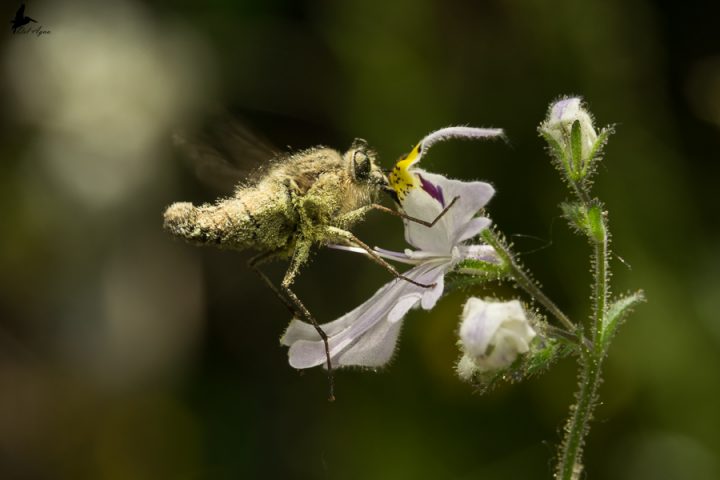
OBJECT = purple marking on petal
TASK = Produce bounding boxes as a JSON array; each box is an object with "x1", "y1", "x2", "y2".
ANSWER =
[
  {"x1": 417, "y1": 173, "x2": 445, "y2": 207},
  {"x1": 551, "y1": 99, "x2": 570, "y2": 119},
  {"x1": 551, "y1": 98, "x2": 580, "y2": 122}
]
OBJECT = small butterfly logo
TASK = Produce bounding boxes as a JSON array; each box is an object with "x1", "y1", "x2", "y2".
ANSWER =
[{"x1": 10, "y1": 3, "x2": 37, "y2": 33}]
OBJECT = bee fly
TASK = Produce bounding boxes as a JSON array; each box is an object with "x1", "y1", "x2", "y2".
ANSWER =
[{"x1": 164, "y1": 137, "x2": 456, "y2": 400}]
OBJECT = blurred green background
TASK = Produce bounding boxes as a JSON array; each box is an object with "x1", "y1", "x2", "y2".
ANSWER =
[{"x1": 1, "y1": 0, "x2": 719, "y2": 478}]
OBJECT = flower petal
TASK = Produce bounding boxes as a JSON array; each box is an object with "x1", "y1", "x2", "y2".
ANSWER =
[
  {"x1": 390, "y1": 126, "x2": 503, "y2": 201},
  {"x1": 457, "y1": 244, "x2": 501, "y2": 264},
  {"x1": 418, "y1": 170, "x2": 495, "y2": 229},
  {"x1": 336, "y1": 319, "x2": 403, "y2": 367},
  {"x1": 388, "y1": 296, "x2": 420, "y2": 323},
  {"x1": 281, "y1": 312, "x2": 355, "y2": 344},
  {"x1": 329, "y1": 244, "x2": 429, "y2": 266},
  {"x1": 458, "y1": 298, "x2": 537, "y2": 373},
  {"x1": 419, "y1": 127, "x2": 505, "y2": 158},
  {"x1": 420, "y1": 272, "x2": 444, "y2": 310},
  {"x1": 282, "y1": 262, "x2": 449, "y2": 369},
  {"x1": 402, "y1": 170, "x2": 494, "y2": 252},
  {"x1": 459, "y1": 297, "x2": 504, "y2": 356},
  {"x1": 373, "y1": 246, "x2": 424, "y2": 265},
  {"x1": 454, "y1": 217, "x2": 492, "y2": 244}
]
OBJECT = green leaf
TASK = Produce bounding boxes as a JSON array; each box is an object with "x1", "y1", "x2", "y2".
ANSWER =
[
  {"x1": 600, "y1": 291, "x2": 646, "y2": 350},
  {"x1": 525, "y1": 338, "x2": 575, "y2": 376},
  {"x1": 586, "y1": 204, "x2": 606, "y2": 243},
  {"x1": 561, "y1": 202, "x2": 606, "y2": 243},
  {"x1": 586, "y1": 126, "x2": 614, "y2": 166},
  {"x1": 539, "y1": 129, "x2": 571, "y2": 172},
  {"x1": 561, "y1": 202, "x2": 589, "y2": 235},
  {"x1": 570, "y1": 119, "x2": 583, "y2": 178},
  {"x1": 539, "y1": 129, "x2": 563, "y2": 157}
]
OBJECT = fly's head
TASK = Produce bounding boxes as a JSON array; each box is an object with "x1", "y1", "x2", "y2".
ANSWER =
[{"x1": 345, "y1": 138, "x2": 388, "y2": 193}]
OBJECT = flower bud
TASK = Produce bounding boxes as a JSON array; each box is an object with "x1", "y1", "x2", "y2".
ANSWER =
[
  {"x1": 457, "y1": 298, "x2": 536, "y2": 379},
  {"x1": 540, "y1": 97, "x2": 599, "y2": 179}
]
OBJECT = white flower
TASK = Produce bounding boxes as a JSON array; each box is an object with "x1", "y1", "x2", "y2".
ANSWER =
[
  {"x1": 541, "y1": 97, "x2": 598, "y2": 163},
  {"x1": 281, "y1": 127, "x2": 503, "y2": 369},
  {"x1": 456, "y1": 298, "x2": 536, "y2": 380}
]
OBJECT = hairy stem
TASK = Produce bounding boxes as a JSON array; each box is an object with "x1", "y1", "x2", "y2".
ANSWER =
[
  {"x1": 556, "y1": 349, "x2": 603, "y2": 480},
  {"x1": 557, "y1": 187, "x2": 610, "y2": 479},
  {"x1": 592, "y1": 233, "x2": 609, "y2": 342},
  {"x1": 481, "y1": 230, "x2": 576, "y2": 333}
]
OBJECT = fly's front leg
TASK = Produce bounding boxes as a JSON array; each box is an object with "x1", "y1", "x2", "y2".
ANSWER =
[
  {"x1": 339, "y1": 196, "x2": 459, "y2": 227},
  {"x1": 280, "y1": 239, "x2": 335, "y2": 401},
  {"x1": 325, "y1": 226, "x2": 436, "y2": 289}
]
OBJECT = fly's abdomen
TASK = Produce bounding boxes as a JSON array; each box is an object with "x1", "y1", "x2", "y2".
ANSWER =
[{"x1": 163, "y1": 184, "x2": 295, "y2": 251}]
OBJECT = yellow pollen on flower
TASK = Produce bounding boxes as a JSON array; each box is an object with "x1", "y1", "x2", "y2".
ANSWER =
[{"x1": 389, "y1": 143, "x2": 421, "y2": 201}]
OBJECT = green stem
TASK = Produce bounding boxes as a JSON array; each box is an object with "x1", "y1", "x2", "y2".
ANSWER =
[
  {"x1": 571, "y1": 181, "x2": 593, "y2": 206},
  {"x1": 544, "y1": 325, "x2": 583, "y2": 346},
  {"x1": 481, "y1": 230, "x2": 576, "y2": 333},
  {"x1": 556, "y1": 349, "x2": 603, "y2": 480},
  {"x1": 592, "y1": 237, "x2": 608, "y2": 341},
  {"x1": 556, "y1": 191, "x2": 610, "y2": 479}
]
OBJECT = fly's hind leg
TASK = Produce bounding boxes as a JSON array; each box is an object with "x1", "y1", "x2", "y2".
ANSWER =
[
  {"x1": 325, "y1": 226, "x2": 436, "y2": 289},
  {"x1": 279, "y1": 240, "x2": 335, "y2": 402},
  {"x1": 248, "y1": 246, "x2": 335, "y2": 401}
]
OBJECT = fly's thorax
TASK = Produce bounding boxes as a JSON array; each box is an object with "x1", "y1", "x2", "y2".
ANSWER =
[{"x1": 271, "y1": 147, "x2": 346, "y2": 195}]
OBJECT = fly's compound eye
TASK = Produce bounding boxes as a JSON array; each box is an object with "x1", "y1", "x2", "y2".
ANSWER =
[{"x1": 352, "y1": 150, "x2": 372, "y2": 182}]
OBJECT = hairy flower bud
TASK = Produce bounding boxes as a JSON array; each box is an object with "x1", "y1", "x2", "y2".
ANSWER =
[
  {"x1": 457, "y1": 298, "x2": 536, "y2": 380},
  {"x1": 540, "y1": 97, "x2": 599, "y2": 180}
]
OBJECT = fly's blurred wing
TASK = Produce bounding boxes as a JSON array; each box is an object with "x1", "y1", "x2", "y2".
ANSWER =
[{"x1": 173, "y1": 116, "x2": 283, "y2": 193}]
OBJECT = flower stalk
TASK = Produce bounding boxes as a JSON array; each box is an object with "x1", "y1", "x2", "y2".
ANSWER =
[
  {"x1": 480, "y1": 229, "x2": 577, "y2": 334},
  {"x1": 556, "y1": 208, "x2": 609, "y2": 479},
  {"x1": 542, "y1": 97, "x2": 619, "y2": 480},
  {"x1": 556, "y1": 351, "x2": 602, "y2": 480}
]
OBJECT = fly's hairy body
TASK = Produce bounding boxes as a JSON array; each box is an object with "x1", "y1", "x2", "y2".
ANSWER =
[{"x1": 163, "y1": 144, "x2": 385, "y2": 258}]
